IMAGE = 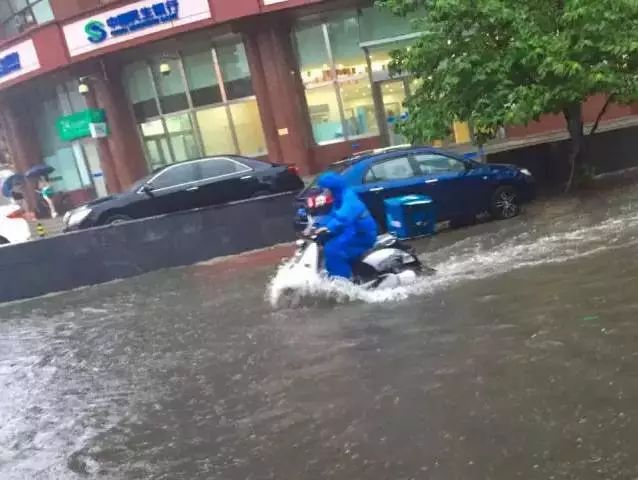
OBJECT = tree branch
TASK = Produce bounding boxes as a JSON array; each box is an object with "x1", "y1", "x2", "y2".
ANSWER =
[{"x1": 589, "y1": 94, "x2": 614, "y2": 136}]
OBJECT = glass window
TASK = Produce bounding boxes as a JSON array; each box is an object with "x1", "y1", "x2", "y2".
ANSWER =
[
  {"x1": 196, "y1": 107, "x2": 236, "y2": 156},
  {"x1": 358, "y1": 6, "x2": 414, "y2": 44},
  {"x1": 326, "y1": 13, "x2": 367, "y2": 81},
  {"x1": 182, "y1": 49, "x2": 222, "y2": 107},
  {"x1": 295, "y1": 22, "x2": 331, "y2": 84},
  {"x1": 123, "y1": 38, "x2": 266, "y2": 170},
  {"x1": 165, "y1": 113, "x2": 200, "y2": 163},
  {"x1": 123, "y1": 62, "x2": 159, "y2": 122},
  {"x1": 0, "y1": 3, "x2": 12, "y2": 22},
  {"x1": 45, "y1": 147, "x2": 84, "y2": 192},
  {"x1": 294, "y1": 14, "x2": 379, "y2": 144},
  {"x1": 339, "y1": 79, "x2": 379, "y2": 137},
  {"x1": 10, "y1": 0, "x2": 27, "y2": 11},
  {"x1": 413, "y1": 153, "x2": 466, "y2": 175},
  {"x1": 1, "y1": 0, "x2": 52, "y2": 39},
  {"x1": 229, "y1": 100, "x2": 266, "y2": 155},
  {"x1": 305, "y1": 84, "x2": 343, "y2": 143},
  {"x1": 31, "y1": 0, "x2": 53, "y2": 23},
  {"x1": 140, "y1": 120, "x2": 171, "y2": 170},
  {"x1": 200, "y1": 158, "x2": 249, "y2": 179},
  {"x1": 365, "y1": 156, "x2": 415, "y2": 182},
  {"x1": 217, "y1": 42, "x2": 253, "y2": 100},
  {"x1": 152, "y1": 58, "x2": 189, "y2": 114},
  {"x1": 140, "y1": 118, "x2": 164, "y2": 137},
  {"x1": 152, "y1": 163, "x2": 199, "y2": 189}
]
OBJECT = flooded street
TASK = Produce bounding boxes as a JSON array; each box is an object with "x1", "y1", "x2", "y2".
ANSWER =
[{"x1": 3, "y1": 185, "x2": 638, "y2": 479}]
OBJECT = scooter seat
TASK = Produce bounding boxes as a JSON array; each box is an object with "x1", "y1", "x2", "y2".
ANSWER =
[
  {"x1": 356, "y1": 234, "x2": 399, "y2": 263},
  {"x1": 373, "y1": 234, "x2": 397, "y2": 249}
]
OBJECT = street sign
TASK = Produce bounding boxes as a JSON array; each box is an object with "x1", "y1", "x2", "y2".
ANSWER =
[{"x1": 56, "y1": 109, "x2": 107, "y2": 142}]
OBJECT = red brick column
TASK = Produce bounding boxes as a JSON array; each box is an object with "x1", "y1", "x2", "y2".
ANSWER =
[
  {"x1": 243, "y1": 19, "x2": 316, "y2": 174},
  {"x1": 243, "y1": 31, "x2": 284, "y2": 165},
  {"x1": 91, "y1": 60, "x2": 149, "y2": 190}
]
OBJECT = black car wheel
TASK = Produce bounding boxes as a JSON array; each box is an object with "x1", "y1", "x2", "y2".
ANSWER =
[
  {"x1": 105, "y1": 214, "x2": 133, "y2": 225},
  {"x1": 490, "y1": 186, "x2": 520, "y2": 220}
]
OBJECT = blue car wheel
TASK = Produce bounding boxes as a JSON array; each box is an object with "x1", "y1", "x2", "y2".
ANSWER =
[{"x1": 490, "y1": 185, "x2": 520, "y2": 220}]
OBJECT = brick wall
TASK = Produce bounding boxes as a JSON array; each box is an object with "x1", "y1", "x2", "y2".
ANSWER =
[{"x1": 506, "y1": 95, "x2": 634, "y2": 139}]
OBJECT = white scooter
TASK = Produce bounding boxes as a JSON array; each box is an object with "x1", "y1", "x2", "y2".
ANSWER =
[{"x1": 274, "y1": 224, "x2": 433, "y2": 293}]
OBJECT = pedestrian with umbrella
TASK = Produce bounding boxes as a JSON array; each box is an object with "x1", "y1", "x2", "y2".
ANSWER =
[
  {"x1": 26, "y1": 164, "x2": 57, "y2": 218},
  {"x1": 1, "y1": 171, "x2": 26, "y2": 206}
]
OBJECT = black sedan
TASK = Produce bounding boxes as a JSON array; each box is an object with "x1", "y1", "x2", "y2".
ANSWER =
[{"x1": 64, "y1": 156, "x2": 304, "y2": 231}]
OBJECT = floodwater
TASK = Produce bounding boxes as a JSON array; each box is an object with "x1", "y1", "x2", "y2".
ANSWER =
[{"x1": 3, "y1": 186, "x2": 638, "y2": 479}]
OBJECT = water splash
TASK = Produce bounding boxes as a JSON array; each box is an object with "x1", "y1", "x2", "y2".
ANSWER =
[{"x1": 268, "y1": 210, "x2": 638, "y2": 307}]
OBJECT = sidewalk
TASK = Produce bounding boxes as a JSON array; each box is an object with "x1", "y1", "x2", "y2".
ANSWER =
[{"x1": 28, "y1": 217, "x2": 65, "y2": 239}]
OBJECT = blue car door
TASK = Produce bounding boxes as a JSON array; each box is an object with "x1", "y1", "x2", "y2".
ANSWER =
[
  {"x1": 410, "y1": 151, "x2": 491, "y2": 220},
  {"x1": 354, "y1": 153, "x2": 424, "y2": 228}
]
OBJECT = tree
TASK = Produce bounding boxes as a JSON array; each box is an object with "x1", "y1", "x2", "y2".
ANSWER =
[{"x1": 377, "y1": 0, "x2": 638, "y2": 191}]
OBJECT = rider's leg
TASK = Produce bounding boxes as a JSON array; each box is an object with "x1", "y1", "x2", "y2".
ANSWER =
[
  {"x1": 324, "y1": 237, "x2": 353, "y2": 278},
  {"x1": 324, "y1": 236, "x2": 372, "y2": 279}
]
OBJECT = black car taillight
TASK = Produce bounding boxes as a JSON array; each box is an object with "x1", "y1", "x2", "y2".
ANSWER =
[{"x1": 287, "y1": 165, "x2": 300, "y2": 175}]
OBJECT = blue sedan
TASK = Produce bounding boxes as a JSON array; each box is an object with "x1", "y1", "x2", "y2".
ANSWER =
[{"x1": 295, "y1": 146, "x2": 535, "y2": 231}]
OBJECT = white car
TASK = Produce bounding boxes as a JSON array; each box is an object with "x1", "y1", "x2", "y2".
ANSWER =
[{"x1": 0, "y1": 202, "x2": 31, "y2": 245}]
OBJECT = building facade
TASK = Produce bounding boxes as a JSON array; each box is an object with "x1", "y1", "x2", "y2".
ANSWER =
[{"x1": 0, "y1": 0, "x2": 636, "y2": 207}]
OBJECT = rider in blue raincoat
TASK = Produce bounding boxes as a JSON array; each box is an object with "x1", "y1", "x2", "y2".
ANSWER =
[{"x1": 316, "y1": 172, "x2": 377, "y2": 279}]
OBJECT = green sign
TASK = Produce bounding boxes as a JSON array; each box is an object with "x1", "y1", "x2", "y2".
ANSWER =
[{"x1": 56, "y1": 108, "x2": 107, "y2": 142}]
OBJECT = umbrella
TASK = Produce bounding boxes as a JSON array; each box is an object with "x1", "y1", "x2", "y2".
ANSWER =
[
  {"x1": 25, "y1": 164, "x2": 55, "y2": 178},
  {"x1": 1, "y1": 173, "x2": 24, "y2": 198}
]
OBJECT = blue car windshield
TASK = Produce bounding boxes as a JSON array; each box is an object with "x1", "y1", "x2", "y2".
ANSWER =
[{"x1": 305, "y1": 159, "x2": 358, "y2": 192}]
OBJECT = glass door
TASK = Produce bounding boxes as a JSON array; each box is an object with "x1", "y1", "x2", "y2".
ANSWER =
[
  {"x1": 378, "y1": 79, "x2": 409, "y2": 146},
  {"x1": 144, "y1": 136, "x2": 172, "y2": 170}
]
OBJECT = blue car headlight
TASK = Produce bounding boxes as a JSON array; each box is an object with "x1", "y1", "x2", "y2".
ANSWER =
[{"x1": 519, "y1": 168, "x2": 533, "y2": 177}]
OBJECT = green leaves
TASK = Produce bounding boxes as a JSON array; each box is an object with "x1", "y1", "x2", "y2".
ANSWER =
[{"x1": 378, "y1": 0, "x2": 638, "y2": 145}]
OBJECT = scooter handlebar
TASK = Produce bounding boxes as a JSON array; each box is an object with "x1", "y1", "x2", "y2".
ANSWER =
[{"x1": 302, "y1": 226, "x2": 330, "y2": 240}]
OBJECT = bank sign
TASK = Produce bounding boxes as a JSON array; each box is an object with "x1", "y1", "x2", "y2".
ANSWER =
[
  {"x1": 63, "y1": 0, "x2": 211, "y2": 58},
  {"x1": 0, "y1": 39, "x2": 40, "y2": 86}
]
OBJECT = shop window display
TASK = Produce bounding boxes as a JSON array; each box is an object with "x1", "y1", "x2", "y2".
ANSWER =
[{"x1": 294, "y1": 12, "x2": 379, "y2": 145}]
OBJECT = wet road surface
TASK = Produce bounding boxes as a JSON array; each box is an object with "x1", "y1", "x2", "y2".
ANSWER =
[{"x1": 3, "y1": 186, "x2": 638, "y2": 479}]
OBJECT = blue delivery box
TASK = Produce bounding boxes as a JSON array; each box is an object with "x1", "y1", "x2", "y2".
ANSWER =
[{"x1": 384, "y1": 194, "x2": 436, "y2": 239}]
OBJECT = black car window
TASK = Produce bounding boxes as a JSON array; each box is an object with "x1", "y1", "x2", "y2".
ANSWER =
[
  {"x1": 413, "y1": 153, "x2": 466, "y2": 176},
  {"x1": 151, "y1": 163, "x2": 199, "y2": 189},
  {"x1": 200, "y1": 158, "x2": 250, "y2": 180},
  {"x1": 364, "y1": 156, "x2": 415, "y2": 183}
]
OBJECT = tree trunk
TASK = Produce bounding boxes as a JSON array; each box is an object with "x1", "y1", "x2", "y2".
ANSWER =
[{"x1": 563, "y1": 103, "x2": 584, "y2": 193}]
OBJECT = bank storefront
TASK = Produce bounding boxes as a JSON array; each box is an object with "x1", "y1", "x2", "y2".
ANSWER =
[{"x1": 33, "y1": 0, "x2": 475, "y2": 202}]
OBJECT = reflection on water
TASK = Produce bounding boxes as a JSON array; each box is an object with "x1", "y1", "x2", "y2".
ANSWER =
[{"x1": 3, "y1": 187, "x2": 638, "y2": 479}]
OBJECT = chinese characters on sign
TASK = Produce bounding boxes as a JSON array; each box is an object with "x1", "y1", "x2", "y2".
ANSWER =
[
  {"x1": 85, "y1": 0, "x2": 179, "y2": 44},
  {"x1": 0, "y1": 52, "x2": 20, "y2": 78}
]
